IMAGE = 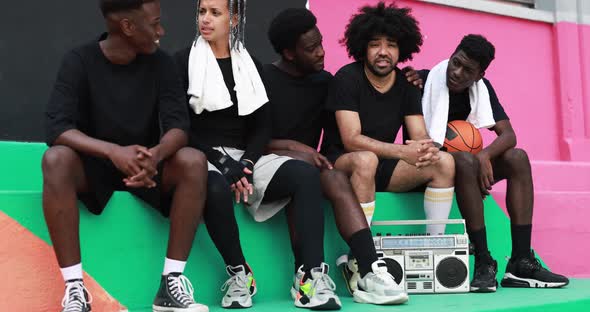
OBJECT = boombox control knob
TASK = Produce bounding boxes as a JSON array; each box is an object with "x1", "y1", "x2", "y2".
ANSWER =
[
  {"x1": 376, "y1": 233, "x2": 382, "y2": 236},
  {"x1": 386, "y1": 233, "x2": 392, "y2": 236}
]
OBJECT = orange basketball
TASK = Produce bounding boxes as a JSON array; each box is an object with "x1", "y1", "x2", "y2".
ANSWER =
[{"x1": 443, "y1": 120, "x2": 483, "y2": 154}]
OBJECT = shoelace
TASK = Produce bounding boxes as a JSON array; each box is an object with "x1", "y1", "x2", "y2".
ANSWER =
[
  {"x1": 221, "y1": 272, "x2": 249, "y2": 296},
  {"x1": 168, "y1": 275, "x2": 196, "y2": 306},
  {"x1": 313, "y1": 272, "x2": 337, "y2": 295},
  {"x1": 61, "y1": 281, "x2": 92, "y2": 312},
  {"x1": 372, "y1": 267, "x2": 397, "y2": 285}
]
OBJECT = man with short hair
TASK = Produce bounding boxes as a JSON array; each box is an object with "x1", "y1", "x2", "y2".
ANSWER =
[
  {"x1": 265, "y1": 8, "x2": 408, "y2": 305},
  {"x1": 413, "y1": 34, "x2": 569, "y2": 292},
  {"x1": 43, "y1": 1, "x2": 208, "y2": 311}
]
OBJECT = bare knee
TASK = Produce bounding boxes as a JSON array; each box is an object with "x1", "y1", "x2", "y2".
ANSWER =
[
  {"x1": 453, "y1": 151, "x2": 479, "y2": 174},
  {"x1": 42, "y1": 146, "x2": 80, "y2": 182},
  {"x1": 321, "y1": 169, "x2": 352, "y2": 197},
  {"x1": 170, "y1": 148, "x2": 208, "y2": 180},
  {"x1": 432, "y1": 152, "x2": 455, "y2": 181},
  {"x1": 350, "y1": 151, "x2": 379, "y2": 176},
  {"x1": 502, "y1": 148, "x2": 530, "y2": 176}
]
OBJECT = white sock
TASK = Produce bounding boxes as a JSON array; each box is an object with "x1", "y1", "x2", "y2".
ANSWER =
[
  {"x1": 163, "y1": 257, "x2": 186, "y2": 275},
  {"x1": 360, "y1": 201, "x2": 376, "y2": 226},
  {"x1": 424, "y1": 187, "x2": 455, "y2": 235},
  {"x1": 61, "y1": 263, "x2": 83, "y2": 282}
]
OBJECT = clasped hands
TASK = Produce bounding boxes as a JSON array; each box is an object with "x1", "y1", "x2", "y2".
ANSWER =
[
  {"x1": 403, "y1": 139, "x2": 441, "y2": 169},
  {"x1": 108, "y1": 144, "x2": 160, "y2": 189}
]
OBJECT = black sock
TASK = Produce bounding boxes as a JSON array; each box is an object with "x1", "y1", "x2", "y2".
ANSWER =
[
  {"x1": 467, "y1": 227, "x2": 489, "y2": 256},
  {"x1": 511, "y1": 224, "x2": 532, "y2": 259},
  {"x1": 348, "y1": 228, "x2": 379, "y2": 277}
]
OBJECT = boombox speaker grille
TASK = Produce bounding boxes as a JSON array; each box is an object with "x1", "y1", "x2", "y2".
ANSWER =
[
  {"x1": 381, "y1": 257, "x2": 404, "y2": 285},
  {"x1": 436, "y1": 257, "x2": 468, "y2": 288}
]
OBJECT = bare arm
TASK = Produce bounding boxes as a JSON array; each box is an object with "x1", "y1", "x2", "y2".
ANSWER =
[
  {"x1": 267, "y1": 139, "x2": 317, "y2": 154},
  {"x1": 336, "y1": 110, "x2": 431, "y2": 166},
  {"x1": 336, "y1": 110, "x2": 403, "y2": 159},
  {"x1": 476, "y1": 119, "x2": 517, "y2": 195},
  {"x1": 481, "y1": 120, "x2": 517, "y2": 159}
]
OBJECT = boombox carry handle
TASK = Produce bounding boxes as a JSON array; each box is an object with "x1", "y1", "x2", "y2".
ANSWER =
[{"x1": 371, "y1": 219, "x2": 467, "y2": 233}]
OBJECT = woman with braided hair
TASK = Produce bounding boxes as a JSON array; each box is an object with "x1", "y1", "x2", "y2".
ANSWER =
[{"x1": 174, "y1": 0, "x2": 341, "y2": 309}]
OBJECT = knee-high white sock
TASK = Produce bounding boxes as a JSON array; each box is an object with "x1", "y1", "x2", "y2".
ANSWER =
[
  {"x1": 360, "y1": 201, "x2": 376, "y2": 226},
  {"x1": 61, "y1": 263, "x2": 83, "y2": 282},
  {"x1": 424, "y1": 187, "x2": 455, "y2": 235},
  {"x1": 163, "y1": 258, "x2": 186, "y2": 275}
]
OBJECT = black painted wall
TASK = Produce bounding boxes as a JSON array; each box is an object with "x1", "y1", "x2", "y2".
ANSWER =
[{"x1": 0, "y1": 0, "x2": 305, "y2": 142}]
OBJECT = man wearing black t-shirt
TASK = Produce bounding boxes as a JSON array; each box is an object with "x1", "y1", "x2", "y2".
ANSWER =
[
  {"x1": 264, "y1": 8, "x2": 407, "y2": 305},
  {"x1": 412, "y1": 34, "x2": 568, "y2": 292},
  {"x1": 322, "y1": 1, "x2": 456, "y2": 296},
  {"x1": 42, "y1": 1, "x2": 208, "y2": 311},
  {"x1": 324, "y1": 2, "x2": 455, "y2": 234}
]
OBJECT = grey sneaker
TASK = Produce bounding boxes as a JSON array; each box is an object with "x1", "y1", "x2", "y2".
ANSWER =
[
  {"x1": 221, "y1": 265, "x2": 256, "y2": 308},
  {"x1": 354, "y1": 260, "x2": 409, "y2": 305},
  {"x1": 61, "y1": 279, "x2": 92, "y2": 312},
  {"x1": 293, "y1": 263, "x2": 342, "y2": 310},
  {"x1": 153, "y1": 273, "x2": 208, "y2": 312}
]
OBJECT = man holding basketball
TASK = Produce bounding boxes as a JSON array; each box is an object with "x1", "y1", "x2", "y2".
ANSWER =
[{"x1": 413, "y1": 34, "x2": 569, "y2": 292}]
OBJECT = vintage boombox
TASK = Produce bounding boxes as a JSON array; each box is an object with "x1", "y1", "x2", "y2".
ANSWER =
[{"x1": 371, "y1": 219, "x2": 470, "y2": 294}]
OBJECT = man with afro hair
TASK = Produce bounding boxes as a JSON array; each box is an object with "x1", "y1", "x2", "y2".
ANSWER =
[
  {"x1": 265, "y1": 7, "x2": 408, "y2": 305},
  {"x1": 409, "y1": 34, "x2": 569, "y2": 292},
  {"x1": 322, "y1": 0, "x2": 457, "y2": 295}
]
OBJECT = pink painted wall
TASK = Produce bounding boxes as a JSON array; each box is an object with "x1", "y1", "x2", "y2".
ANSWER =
[
  {"x1": 313, "y1": 0, "x2": 565, "y2": 161},
  {"x1": 310, "y1": 0, "x2": 590, "y2": 277}
]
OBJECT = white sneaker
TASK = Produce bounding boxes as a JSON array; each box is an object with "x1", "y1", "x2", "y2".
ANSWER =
[
  {"x1": 293, "y1": 263, "x2": 342, "y2": 310},
  {"x1": 353, "y1": 260, "x2": 409, "y2": 305},
  {"x1": 220, "y1": 265, "x2": 256, "y2": 308}
]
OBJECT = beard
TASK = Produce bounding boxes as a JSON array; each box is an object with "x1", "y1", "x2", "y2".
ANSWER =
[{"x1": 366, "y1": 58, "x2": 395, "y2": 77}]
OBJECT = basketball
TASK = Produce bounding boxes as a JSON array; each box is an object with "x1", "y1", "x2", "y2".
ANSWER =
[{"x1": 443, "y1": 120, "x2": 483, "y2": 154}]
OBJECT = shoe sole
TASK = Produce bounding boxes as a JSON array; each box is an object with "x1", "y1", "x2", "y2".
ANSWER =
[
  {"x1": 353, "y1": 291, "x2": 409, "y2": 305},
  {"x1": 153, "y1": 304, "x2": 209, "y2": 312},
  {"x1": 221, "y1": 300, "x2": 252, "y2": 309},
  {"x1": 470, "y1": 285, "x2": 497, "y2": 293},
  {"x1": 501, "y1": 273, "x2": 569, "y2": 288},
  {"x1": 295, "y1": 298, "x2": 342, "y2": 310}
]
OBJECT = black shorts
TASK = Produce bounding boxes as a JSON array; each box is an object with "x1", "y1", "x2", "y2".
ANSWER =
[
  {"x1": 326, "y1": 151, "x2": 400, "y2": 192},
  {"x1": 79, "y1": 155, "x2": 171, "y2": 217}
]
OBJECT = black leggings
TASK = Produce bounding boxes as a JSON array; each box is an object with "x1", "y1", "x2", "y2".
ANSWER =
[
  {"x1": 204, "y1": 160, "x2": 325, "y2": 272},
  {"x1": 264, "y1": 160, "x2": 325, "y2": 272},
  {"x1": 203, "y1": 171, "x2": 246, "y2": 268}
]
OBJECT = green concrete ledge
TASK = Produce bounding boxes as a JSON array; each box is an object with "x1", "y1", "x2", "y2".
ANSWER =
[{"x1": 1, "y1": 141, "x2": 588, "y2": 311}]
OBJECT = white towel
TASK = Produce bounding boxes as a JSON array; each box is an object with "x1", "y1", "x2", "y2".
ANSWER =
[
  {"x1": 422, "y1": 59, "x2": 496, "y2": 145},
  {"x1": 187, "y1": 36, "x2": 268, "y2": 116}
]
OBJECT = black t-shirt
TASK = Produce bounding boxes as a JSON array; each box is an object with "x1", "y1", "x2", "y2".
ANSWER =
[
  {"x1": 322, "y1": 62, "x2": 423, "y2": 155},
  {"x1": 174, "y1": 47, "x2": 270, "y2": 163},
  {"x1": 263, "y1": 64, "x2": 333, "y2": 148},
  {"x1": 418, "y1": 70, "x2": 509, "y2": 126},
  {"x1": 45, "y1": 33, "x2": 189, "y2": 147}
]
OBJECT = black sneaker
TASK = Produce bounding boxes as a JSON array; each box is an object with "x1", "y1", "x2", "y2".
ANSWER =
[
  {"x1": 61, "y1": 279, "x2": 92, "y2": 312},
  {"x1": 501, "y1": 251, "x2": 569, "y2": 288},
  {"x1": 470, "y1": 253, "x2": 498, "y2": 293},
  {"x1": 153, "y1": 273, "x2": 209, "y2": 312}
]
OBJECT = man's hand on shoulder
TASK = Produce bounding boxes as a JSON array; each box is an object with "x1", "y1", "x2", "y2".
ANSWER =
[{"x1": 402, "y1": 66, "x2": 423, "y2": 89}]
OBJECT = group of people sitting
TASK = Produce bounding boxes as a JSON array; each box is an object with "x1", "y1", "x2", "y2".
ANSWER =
[{"x1": 42, "y1": 0, "x2": 569, "y2": 311}]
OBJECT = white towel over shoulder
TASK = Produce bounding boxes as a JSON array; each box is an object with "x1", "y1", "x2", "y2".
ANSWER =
[
  {"x1": 187, "y1": 36, "x2": 268, "y2": 116},
  {"x1": 422, "y1": 59, "x2": 496, "y2": 145}
]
